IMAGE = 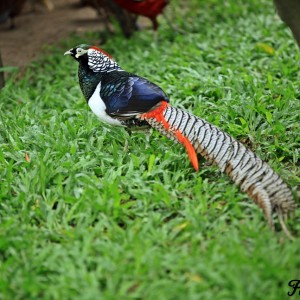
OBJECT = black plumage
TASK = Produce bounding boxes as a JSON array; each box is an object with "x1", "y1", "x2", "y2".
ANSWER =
[
  {"x1": 100, "y1": 71, "x2": 169, "y2": 117},
  {"x1": 0, "y1": 0, "x2": 27, "y2": 28}
]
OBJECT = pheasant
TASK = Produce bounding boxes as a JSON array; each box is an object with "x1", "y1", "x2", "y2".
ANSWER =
[
  {"x1": 0, "y1": 0, "x2": 54, "y2": 28},
  {"x1": 113, "y1": 0, "x2": 169, "y2": 31},
  {"x1": 64, "y1": 44, "x2": 295, "y2": 237},
  {"x1": 0, "y1": 0, "x2": 26, "y2": 28}
]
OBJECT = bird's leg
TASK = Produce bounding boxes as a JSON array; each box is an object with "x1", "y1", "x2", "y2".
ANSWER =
[
  {"x1": 9, "y1": 17, "x2": 16, "y2": 30},
  {"x1": 125, "y1": 127, "x2": 132, "y2": 136},
  {"x1": 153, "y1": 30, "x2": 158, "y2": 42},
  {"x1": 96, "y1": 1, "x2": 113, "y2": 31},
  {"x1": 104, "y1": 0, "x2": 137, "y2": 38},
  {"x1": 145, "y1": 128, "x2": 151, "y2": 144},
  {"x1": 162, "y1": 11, "x2": 185, "y2": 34},
  {"x1": 151, "y1": 17, "x2": 159, "y2": 41}
]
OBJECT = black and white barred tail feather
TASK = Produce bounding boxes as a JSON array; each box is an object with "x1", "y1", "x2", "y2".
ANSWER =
[{"x1": 139, "y1": 105, "x2": 295, "y2": 230}]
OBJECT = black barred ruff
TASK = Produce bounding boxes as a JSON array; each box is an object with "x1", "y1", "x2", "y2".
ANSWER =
[
  {"x1": 139, "y1": 106, "x2": 295, "y2": 228},
  {"x1": 88, "y1": 49, "x2": 121, "y2": 73},
  {"x1": 77, "y1": 49, "x2": 122, "y2": 101}
]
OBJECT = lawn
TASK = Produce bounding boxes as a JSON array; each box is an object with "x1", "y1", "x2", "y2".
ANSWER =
[{"x1": 0, "y1": 0, "x2": 299, "y2": 299}]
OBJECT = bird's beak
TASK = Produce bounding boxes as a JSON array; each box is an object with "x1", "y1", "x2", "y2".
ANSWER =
[{"x1": 64, "y1": 49, "x2": 73, "y2": 56}]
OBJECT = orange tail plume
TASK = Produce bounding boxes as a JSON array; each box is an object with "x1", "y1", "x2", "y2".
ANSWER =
[
  {"x1": 140, "y1": 101, "x2": 199, "y2": 171},
  {"x1": 174, "y1": 129, "x2": 199, "y2": 171}
]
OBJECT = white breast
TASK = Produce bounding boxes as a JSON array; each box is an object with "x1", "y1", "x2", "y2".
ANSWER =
[{"x1": 88, "y1": 82, "x2": 122, "y2": 126}]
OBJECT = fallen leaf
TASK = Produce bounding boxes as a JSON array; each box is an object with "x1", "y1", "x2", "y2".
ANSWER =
[
  {"x1": 255, "y1": 43, "x2": 275, "y2": 55},
  {"x1": 186, "y1": 273, "x2": 203, "y2": 283},
  {"x1": 173, "y1": 221, "x2": 189, "y2": 232},
  {"x1": 25, "y1": 153, "x2": 30, "y2": 163}
]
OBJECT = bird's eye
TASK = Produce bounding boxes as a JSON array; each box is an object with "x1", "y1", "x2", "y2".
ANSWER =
[{"x1": 75, "y1": 48, "x2": 87, "y2": 58}]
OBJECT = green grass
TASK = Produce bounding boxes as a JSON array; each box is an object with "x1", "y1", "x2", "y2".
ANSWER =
[{"x1": 0, "y1": 0, "x2": 300, "y2": 299}]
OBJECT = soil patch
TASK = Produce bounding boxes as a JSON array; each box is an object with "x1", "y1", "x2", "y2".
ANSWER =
[{"x1": 0, "y1": 0, "x2": 102, "y2": 68}]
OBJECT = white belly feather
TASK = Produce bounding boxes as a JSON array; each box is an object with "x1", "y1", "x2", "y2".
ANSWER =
[{"x1": 88, "y1": 82, "x2": 122, "y2": 126}]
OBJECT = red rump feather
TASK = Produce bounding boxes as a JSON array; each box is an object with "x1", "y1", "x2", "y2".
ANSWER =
[
  {"x1": 141, "y1": 101, "x2": 199, "y2": 171},
  {"x1": 113, "y1": 0, "x2": 168, "y2": 20},
  {"x1": 90, "y1": 46, "x2": 113, "y2": 59}
]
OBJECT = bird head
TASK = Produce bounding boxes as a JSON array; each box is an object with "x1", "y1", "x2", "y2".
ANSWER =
[
  {"x1": 64, "y1": 44, "x2": 90, "y2": 60},
  {"x1": 64, "y1": 44, "x2": 121, "y2": 73}
]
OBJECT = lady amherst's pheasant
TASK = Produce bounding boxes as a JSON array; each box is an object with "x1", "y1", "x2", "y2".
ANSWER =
[{"x1": 65, "y1": 44, "x2": 295, "y2": 237}]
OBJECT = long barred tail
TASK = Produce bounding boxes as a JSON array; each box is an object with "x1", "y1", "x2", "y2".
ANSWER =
[{"x1": 138, "y1": 101, "x2": 295, "y2": 232}]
